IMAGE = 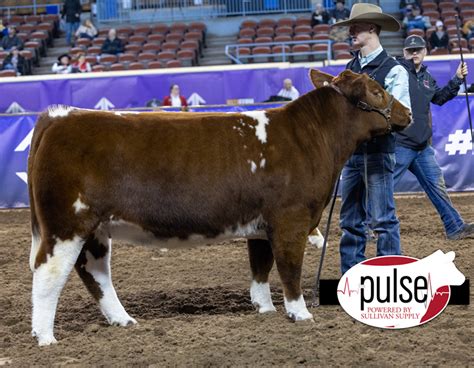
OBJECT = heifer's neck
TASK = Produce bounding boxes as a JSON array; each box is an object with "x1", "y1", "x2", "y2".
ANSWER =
[{"x1": 285, "y1": 87, "x2": 373, "y2": 172}]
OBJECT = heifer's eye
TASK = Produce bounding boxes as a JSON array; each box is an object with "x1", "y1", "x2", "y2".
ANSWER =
[{"x1": 372, "y1": 90, "x2": 383, "y2": 100}]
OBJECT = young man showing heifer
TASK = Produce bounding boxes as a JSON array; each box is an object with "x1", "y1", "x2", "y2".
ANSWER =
[
  {"x1": 334, "y1": 4, "x2": 412, "y2": 274},
  {"x1": 394, "y1": 35, "x2": 474, "y2": 240}
]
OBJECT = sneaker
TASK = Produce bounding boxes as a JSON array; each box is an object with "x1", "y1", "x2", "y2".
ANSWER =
[{"x1": 447, "y1": 223, "x2": 474, "y2": 240}]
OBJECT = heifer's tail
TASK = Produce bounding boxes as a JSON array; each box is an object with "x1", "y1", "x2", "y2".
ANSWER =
[{"x1": 28, "y1": 112, "x2": 55, "y2": 242}]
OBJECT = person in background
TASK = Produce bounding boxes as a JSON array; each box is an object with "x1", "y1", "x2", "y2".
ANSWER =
[
  {"x1": 462, "y1": 19, "x2": 474, "y2": 40},
  {"x1": 72, "y1": 52, "x2": 91, "y2": 73},
  {"x1": 101, "y1": 28, "x2": 124, "y2": 55},
  {"x1": 402, "y1": 5, "x2": 430, "y2": 33},
  {"x1": 429, "y1": 20, "x2": 449, "y2": 50},
  {"x1": 1, "y1": 26, "x2": 23, "y2": 51},
  {"x1": 62, "y1": 0, "x2": 82, "y2": 46},
  {"x1": 162, "y1": 84, "x2": 188, "y2": 107},
  {"x1": 277, "y1": 78, "x2": 300, "y2": 100},
  {"x1": 330, "y1": 0, "x2": 350, "y2": 24},
  {"x1": 52, "y1": 53, "x2": 72, "y2": 74},
  {"x1": 399, "y1": 0, "x2": 421, "y2": 18},
  {"x1": 311, "y1": 3, "x2": 330, "y2": 27},
  {"x1": 75, "y1": 19, "x2": 97, "y2": 41},
  {"x1": 0, "y1": 19, "x2": 8, "y2": 38},
  {"x1": 2, "y1": 47, "x2": 25, "y2": 75},
  {"x1": 394, "y1": 35, "x2": 473, "y2": 240}
]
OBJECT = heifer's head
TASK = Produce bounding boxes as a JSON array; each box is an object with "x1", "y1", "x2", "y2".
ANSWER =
[{"x1": 309, "y1": 69, "x2": 412, "y2": 135}]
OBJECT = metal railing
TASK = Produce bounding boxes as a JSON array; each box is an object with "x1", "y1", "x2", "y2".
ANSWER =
[
  {"x1": 225, "y1": 40, "x2": 332, "y2": 64},
  {"x1": 0, "y1": 3, "x2": 62, "y2": 17},
  {"x1": 97, "y1": 0, "x2": 313, "y2": 23}
]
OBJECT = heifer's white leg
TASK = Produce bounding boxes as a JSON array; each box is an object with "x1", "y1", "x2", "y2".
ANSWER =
[
  {"x1": 75, "y1": 229, "x2": 136, "y2": 327},
  {"x1": 271, "y1": 213, "x2": 314, "y2": 322},
  {"x1": 29, "y1": 230, "x2": 41, "y2": 272},
  {"x1": 308, "y1": 228, "x2": 326, "y2": 249},
  {"x1": 247, "y1": 239, "x2": 276, "y2": 313},
  {"x1": 31, "y1": 235, "x2": 84, "y2": 346}
]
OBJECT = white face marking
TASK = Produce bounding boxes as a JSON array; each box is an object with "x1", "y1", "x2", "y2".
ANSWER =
[
  {"x1": 84, "y1": 229, "x2": 137, "y2": 326},
  {"x1": 308, "y1": 228, "x2": 326, "y2": 249},
  {"x1": 323, "y1": 81, "x2": 329, "y2": 86},
  {"x1": 259, "y1": 158, "x2": 266, "y2": 168},
  {"x1": 32, "y1": 235, "x2": 84, "y2": 346},
  {"x1": 48, "y1": 105, "x2": 74, "y2": 118},
  {"x1": 29, "y1": 231, "x2": 41, "y2": 272},
  {"x1": 113, "y1": 111, "x2": 140, "y2": 116},
  {"x1": 73, "y1": 195, "x2": 89, "y2": 214},
  {"x1": 250, "y1": 280, "x2": 276, "y2": 313},
  {"x1": 284, "y1": 295, "x2": 313, "y2": 321},
  {"x1": 242, "y1": 111, "x2": 270, "y2": 144}
]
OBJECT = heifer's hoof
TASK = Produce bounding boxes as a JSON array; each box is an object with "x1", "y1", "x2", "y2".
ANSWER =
[
  {"x1": 287, "y1": 311, "x2": 314, "y2": 322},
  {"x1": 253, "y1": 303, "x2": 277, "y2": 314},
  {"x1": 110, "y1": 316, "x2": 137, "y2": 327},
  {"x1": 36, "y1": 335, "x2": 58, "y2": 346},
  {"x1": 308, "y1": 235, "x2": 326, "y2": 249}
]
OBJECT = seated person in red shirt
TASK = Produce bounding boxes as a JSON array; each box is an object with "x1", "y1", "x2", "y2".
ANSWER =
[{"x1": 162, "y1": 84, "x2": 188, "y2": 107}]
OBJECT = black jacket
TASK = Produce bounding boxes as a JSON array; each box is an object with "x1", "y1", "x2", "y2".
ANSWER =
[
  {"x1": 429, "y1": 31, "x2": 449, "y2": 49},
  {"x1": 1, "y1": 35, "x2": 23, "y2": 50},
  {"x1": 395, "y1": 57, "x2": 462, "y2": 150},
  {"x1": 2, "y1": 53, "x2": 25, "y2": 74},
  {"x1": 347, "y1": 49, "x2": 400, "y2": 154},
  {"x1": 62, "y1": 0, "x2": 81, "y2": 23},
  {"x1": 101, "y1": 38, "x2": 124, "y2": 55},
  {"x1": 311, "y1": 10, "x2": 330, "y2": 27}
]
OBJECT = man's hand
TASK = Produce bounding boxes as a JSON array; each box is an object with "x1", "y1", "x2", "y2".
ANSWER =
[{"x1": 456, "y1": 62, "x2": 468, "y2": 79}]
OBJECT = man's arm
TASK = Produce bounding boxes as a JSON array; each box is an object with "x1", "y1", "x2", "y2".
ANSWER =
[
  {"x1": 384, "y1": 64, "x2": 412, "y2": 112},
  {"x1": 430, "y1": 62, "x2": 467, "y2": 106}
]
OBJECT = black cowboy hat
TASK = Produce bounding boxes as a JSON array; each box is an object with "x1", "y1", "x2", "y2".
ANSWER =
[{"x1": 57, "y1": 53, "x2": 71, "y2": 62}]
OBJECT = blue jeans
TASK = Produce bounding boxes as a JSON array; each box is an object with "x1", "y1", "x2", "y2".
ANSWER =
[
  {"x1": 65, "y1": 21, "x2": 80, "y2": 46},
  {"x1": 339, "y1": 152, "x2": 400, "y2": 274},
  {"x1": 394, "y1": 145, "x2": 465, "y2": 238}
]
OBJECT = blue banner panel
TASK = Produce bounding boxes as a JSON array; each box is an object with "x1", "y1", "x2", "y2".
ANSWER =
[{"x1": 0, "y1": 101, "x2": 472, "y2": 208}]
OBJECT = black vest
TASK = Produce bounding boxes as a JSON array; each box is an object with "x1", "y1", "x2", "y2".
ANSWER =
[{"x1": 346, "y1": 49, "x2": 399, "y2": 154}]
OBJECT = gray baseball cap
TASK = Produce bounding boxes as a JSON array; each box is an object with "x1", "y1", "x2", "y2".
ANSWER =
[{"x1": 404, "y1": 35, "x2": 426, "y2": 49}]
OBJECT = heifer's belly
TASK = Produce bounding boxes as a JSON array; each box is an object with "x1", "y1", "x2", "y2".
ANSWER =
[{"x1": 102, "y1": 217, "x2": 267, "y2": 248}]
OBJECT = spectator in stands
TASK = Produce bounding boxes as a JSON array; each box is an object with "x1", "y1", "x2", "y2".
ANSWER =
[
  {"x1": 75, "y1": 19, "x2": 97, "y2": 41},
  {"x1": 311, "y1": 3, "x2": 330, "y2": 27},
  {"x1": 402, "y1": 5, "x2": 430, "y2": 33},
  {"x1": 330, "y1": 0, "x2": 350, "y2": 24},
  {"x1": 462, "y1": 19, "x2": 474, "y2": 40},
  {"x1": 0, "y1": 19, "x2": 7, "y2": 38},
  {"x1": 162, "y1": 84, "x2": 188, "y2": 107},
  {"x1": 62, "y1": 0, "x2": 82, "y2": 46},
  {"x1": 2, "y1": 47, "x2": 25, "y2": 75},
  {"x1": 399, "y1": 0, "x2": 421, "y2": 18},
  {"x1": 101, "y1": 29, "x2": 124, "y2": 55},
  {"x1": 72, "y1": 52, "x2": 91, "y2": 73},
  {"x1": 277, "y1": 79, "x2": 300, "y2": 101},
  {"x1": 429, "y1": 20, "x2": 449, "y2": 50},
  {"x1": 1, "y1": 26, "x2": 23, "y2": 51},
  {"x1": 52, "y1": 53, "x2": 72, "y2": 74}
]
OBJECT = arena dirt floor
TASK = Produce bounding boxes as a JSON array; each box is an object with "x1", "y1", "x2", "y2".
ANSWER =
[{"x1": 0, "y1": 194, "x2": 472, "y2": 367}]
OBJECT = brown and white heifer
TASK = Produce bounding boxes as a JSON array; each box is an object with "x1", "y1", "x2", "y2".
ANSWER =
[{"x1": 28, "y1": 69, "x2": 411, "y2": 345}]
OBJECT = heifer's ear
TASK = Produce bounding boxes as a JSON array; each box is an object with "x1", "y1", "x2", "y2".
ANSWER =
[
  {"x1": 335, "y1": 73, "x2": 367, "y2": 102},
  {"x1": 309, "y1": 69, "x2": 335, "y2": 89}
]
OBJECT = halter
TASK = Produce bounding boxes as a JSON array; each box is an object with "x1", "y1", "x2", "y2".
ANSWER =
[{"x1": 330, "y1": 84, "x2": 394, "y2": 134}]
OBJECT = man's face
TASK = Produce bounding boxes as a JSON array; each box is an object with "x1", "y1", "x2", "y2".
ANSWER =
[
  {"x1": 349, "y1": 23, "x2": 373, "y2": 47},
  {"x1": 108, "y1": 29, "x2": 116, "y2": 40},
  {"x1": 336, "y1": 2, "x2": 344, "y2": 10},
  {"x1": 9, "y1": 27, "x2": 16, "y2": 36},
  {"x1": 403, "y1": 47, "x2": 426, "y2": 66},
  {"x1": 284, "y1": 79, "x2": 292, "y2": 90}
]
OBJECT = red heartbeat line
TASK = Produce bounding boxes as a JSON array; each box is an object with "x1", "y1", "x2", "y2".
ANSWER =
[{"x1": 337, "y1": 273, "x2": 450, "y2": 302}]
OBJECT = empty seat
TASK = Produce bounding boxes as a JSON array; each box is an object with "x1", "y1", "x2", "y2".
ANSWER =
[
  {"x1": 180, "y1": 40, "x2": 199, "y2": 51},
  {"x1": 442, "y1": 9, "x2": 458, "y2": 17},
  {"x1": 239, "y1": 28, "x2": 256, "y2": 38},
  {"x1": 425, "y1": 26, "x2": 436, "y2": 40},
  {"x1": 87, "y1": 46, "x2": 102, "y2": 55},
  {"x1": 17, "y1": 32, "x2": 29, "y2": 42},
  {"x1": 162, "y1": 41, "x2": 179, "y2": 51},
  {"x1": 117, "y1": 26, "x2": 133, "y2": 36},
  {"x1": 422, "y1": 2, "x2": 438, "y2": 10},
  {"x1": 137, "y1": 52, "x2": 157, "y2": 62},
  {"x1": 408, "y1": 28, "x2": 425, "y2": 37},
  {"x1": 256, "y1": 27, "x2": 274, "y2": 37},
  {"x1": 148, "y1": 61, "x2": 163, "y2": 69},
  {"x1": 18, "y1": 24, "x2": 35, "y2": 33},
  {"x1": 277, "y1": 17, "x2": 295, "y2": 27},
  {"x1": 128, "y1": 62, "x2": 146, "y2": 70},
  {"x1": 293, "y1": 34, "x2": 311, "y2": 41},
  {"x1": 275, "y1": 26, "x2": 293, "y2": 36},
  {"x1": 255, "y1": 36, "x2": 272, "y2": 43},
  {"x1": 177, "y1": 49, "x2": 195, "y2": 66},
  {"x1": 189, "y1": 22, "x2": 206, "y2": 33},
  {"x1": 312, "y1": 43, "x2": 329, "y2": 52},
  {"x1": 272, "y1": 44, "x2": 291, "y2": 61},
  {"x1": 76, "y1": 38, "x2": 91, "y2": 48},
  {"x1": 439, "y1": 2, "x2": 457, "y2": 12},
  {"x1": 313, "y1": 24, "x2": 330, "y2": 34},
  {"x1": 134, "y1": 25, "x2": 151, "y2": 35},
  {"x1": 36, "y1": 22, "x2": 54, "y2": 32},
  {"x1": 443, "y1": 18, "x2": 458, "y2": 27},
  {"x1": 142, "y1": 43, "x2": 161, "y2": 53},
  {"x1": 11, "y1": 15, "x2": 25, "y2": 23},
  {"x1": 157, "y1": 51, "x2": 176, "y2": 62},
  {"x1": 85, "y1": 55, "x2": 97, "y2": 64},
  {"x1": 238, "y1": 37, "x2": 253, "y2": 44},
  {"x1": 100, "y1": 54, "x2": 118, "y2": 64},
  {"x1": 129, "y1": 35, "x2": 146, "y2": 44},
  {"x1": 430, "y1": 47, "x2": 449, "y2": 55},
  {"x1": 166, "y1": 33, "x2": 183, "y2": 43},
  {"x1": 423, "y1": 10, "x2": 440, "y2": 21},
  {"x1": 332, "y1": 42, "x2": 350, "y2": 53},
  {"x1": 241, "y1": 20, "x2": 258, "y2": 29},
  {"x1": 125, "y1": 44, "x2": 142, "y2": 54},
  {"x1": 294, "y1": 25, "x2": 312, "y2": 35},
  {"x1": 92, "y1": 64, "x2": 105, "y2": 72},
  {"x1": 252, "y1": 46, "x2": 271, "y2": 63},
  {"x1": 98, "y1": 28, "x2": 111, "y2": 36},
  {"x1": 147, "y1": 34, "x2": 165, "y2": 44},
  {"x1": 171, "y1": 22, "x2": 187, "y2": 33},
  {"x1": 0, "y1": 69, "x2": 16, "y2": 77},
  {"x1": 291, "y1": 44, "x2": 311, "y2": 61},
  {"x1": 70, "y1": 47, "x2": 84, "y2": 56},
  {"x1": 166, "y1": 60, "x2": 182, "y2": 68},
  {"x1": 335, "y1": 51, "x2": 352, "y2": 60},
  {"x1": 295, "y1": 16, "x2": 311, "y2": 26},
  {"x1": 110, "y1": 63, "x2": 125, "y2": 71},
  {"x1": 236, "y1": 47, "x2": 251, "y2": 57},
  {"x1": 450, "y1": 47, "x2": 470, "y2": 54},
  {"x1": 92, "y1": 37, "x2": 106, "y2": 46},
  {"x1": 258, "y1": 18, "x2": 276, "y2": 28},
  {"x1": 450, "y1": 38, "x2": 468, "y2": 48},
  {"x1": 152, "y1": 24, "x2": 169, "y2": 34},
  {"x1": 119, "y1": 53, "x2": 136, "y2": 64},
  {"x1": 274, "y1": 35, "x2": 292, "y2": 43},
  {"x1": 313, "y1": 33, "x2": 330, "y2": 40}
]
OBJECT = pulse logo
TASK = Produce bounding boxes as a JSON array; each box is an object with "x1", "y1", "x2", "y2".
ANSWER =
[{"x1": 337, "y1": 250, "x2": 465, "y2": 329}]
